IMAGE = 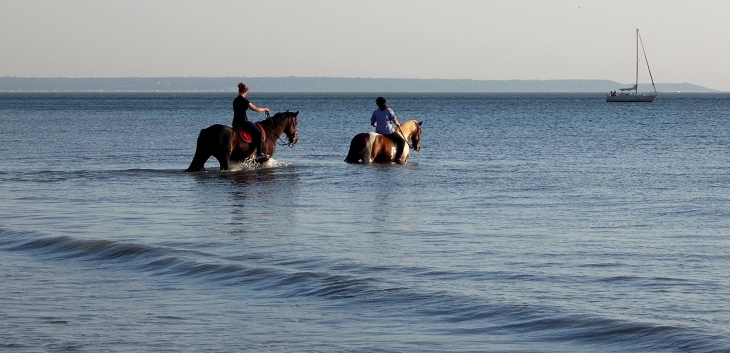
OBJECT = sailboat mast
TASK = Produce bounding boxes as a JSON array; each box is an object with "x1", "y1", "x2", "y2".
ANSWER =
[
  {"x1": 606, "y1": 29, "x2": 656, "y2": 102},
  {"x1": 635, "y1": 28, "x2": 639, "y2": 94},
  {"x1": 638, "y1": 29, "x2": 658, "y2": 93}
]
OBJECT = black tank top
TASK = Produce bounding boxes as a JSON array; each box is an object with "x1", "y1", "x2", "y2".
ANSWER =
[{"x1": 232, "y1": 96, "x2": 250, "y2": 126}]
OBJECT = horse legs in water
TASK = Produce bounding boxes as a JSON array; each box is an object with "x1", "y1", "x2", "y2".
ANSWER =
[
  {"x1": 187, "y1": 148, "x2": 232, "y2": 172},
  {"x1": 185, "y1": 148, "x2": 210, "y2": 172},
  {"x1": 345, "y1": 133, "x2": 371, "y2": 164},
  {"x1": 214, "y1": 150, "x2": 231, "y2": 171},
  {"x1": 185, "y1": 151, "x2": 209, "y2": 172},
  {"x1": 185, "y1": 128, "x2": 215, "y2": 172}
]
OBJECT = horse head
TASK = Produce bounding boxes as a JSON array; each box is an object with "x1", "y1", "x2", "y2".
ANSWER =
[
  {"x1": 281, "y1": 110, "x2": 299, "y2": 147},
  {"x1": 409, "y1": 120, "x2": 423, "y2": 151},
  {"x1": 261, "y1": 110, "x2": 299, "y2": 147}
]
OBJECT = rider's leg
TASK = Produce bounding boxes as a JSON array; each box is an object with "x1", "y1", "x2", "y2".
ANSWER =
[
  {"x1": 242, "y1": 121, "x2": 266, "y2": 159},
  {"x1": 385, "y1": 133, "x2": 406, "y2": 162}
]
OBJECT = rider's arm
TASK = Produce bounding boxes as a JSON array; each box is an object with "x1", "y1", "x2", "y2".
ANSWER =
[
  {"x1": 248, "y1": 102, "x2": 269, "y2": 113},
  {"x1": 389, "y1": 109, "x2": 400, "y2": 127}
]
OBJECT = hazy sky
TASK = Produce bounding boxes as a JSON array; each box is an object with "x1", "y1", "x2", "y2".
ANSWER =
[{"x1": 2, "y1": 0, "x2": 729, "y2": 91}]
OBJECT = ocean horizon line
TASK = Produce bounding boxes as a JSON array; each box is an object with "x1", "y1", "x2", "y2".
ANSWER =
[{"x1": 0, "y1": 76, "x2": 720, "y2": 93}]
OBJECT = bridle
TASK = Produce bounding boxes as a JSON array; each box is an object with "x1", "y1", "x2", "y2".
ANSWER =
[{"x1": 266, "y1": 110, "x2": 299, "y2": 148}]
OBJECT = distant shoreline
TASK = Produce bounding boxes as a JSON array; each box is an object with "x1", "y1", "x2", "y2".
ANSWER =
[{"x1": 0, "y1": 76, "x2": 719, "y2": 93}]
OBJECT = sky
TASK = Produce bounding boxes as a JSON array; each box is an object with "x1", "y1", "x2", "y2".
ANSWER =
[{"x1": 1, "y1": 0, "x2": 729, "y2": 91}]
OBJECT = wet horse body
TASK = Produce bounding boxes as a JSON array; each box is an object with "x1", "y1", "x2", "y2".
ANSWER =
[
  {"x1": 345, "y1": 120, "x2": 422, "y2": 164},
  {"x1": 185, "y1": 111, "x2": 299, "y2": 172}
]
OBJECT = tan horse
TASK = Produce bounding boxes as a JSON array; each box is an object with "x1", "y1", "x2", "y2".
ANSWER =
[
  {"x1": 345, "y1": 120, "x2": 422, "y2": 164},
  {"x1": 185, "y1": 111, "x2": 299, "y2": 172}
]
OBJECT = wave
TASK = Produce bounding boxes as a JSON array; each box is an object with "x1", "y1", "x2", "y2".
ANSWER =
[
  {"x1": 0, "y1": 228, "x2": 384, "y2": 300},
  {"x1": 1, "y1": 227, "x2": 728, "y2": 352}
]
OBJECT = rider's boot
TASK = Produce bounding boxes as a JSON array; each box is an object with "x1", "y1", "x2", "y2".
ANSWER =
[{"x1": 256, "y1": 151, "x2": 270, "y2": 162}]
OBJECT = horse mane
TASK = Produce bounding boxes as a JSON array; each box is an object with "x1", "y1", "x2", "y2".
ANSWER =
[
  {"x1": 400, "y1": 119, "x2": 421, "y2": 135},
  {"x1": 258, "y1": 111, "x2": 295, "y2": 129},
  {"x1": 402, "y1": 119, "x2": 418, "y2": 128}
]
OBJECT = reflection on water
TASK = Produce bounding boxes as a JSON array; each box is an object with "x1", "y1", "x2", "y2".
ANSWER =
[{"x1": 189, "y1": 164, "x2": 301, "y2": 239}]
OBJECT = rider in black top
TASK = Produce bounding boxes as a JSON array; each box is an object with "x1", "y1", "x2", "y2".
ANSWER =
[{"x1": 232, "y1": 82, "x2": 270, "y2": 162}]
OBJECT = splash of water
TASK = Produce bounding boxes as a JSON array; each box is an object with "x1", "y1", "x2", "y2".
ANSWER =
[{"x1": 227, "y1": 158, "x2": 290, "y2": 172}]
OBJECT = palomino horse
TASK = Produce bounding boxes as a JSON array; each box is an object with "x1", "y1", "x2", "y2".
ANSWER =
[
  {"x1": 185, "y1": 111, "x2": 299, "y2": 172},
  {"x1": 344, "y1": 120, "x2": 422, "y2": 164}
]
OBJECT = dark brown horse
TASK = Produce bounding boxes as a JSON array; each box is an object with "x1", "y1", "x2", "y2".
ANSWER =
[
  {"x1": 344, "y1": 120, "x2": 422, "y2": 164},
  {"x1": 185, "y1": 111, "x2": 299, "y2": 172}
]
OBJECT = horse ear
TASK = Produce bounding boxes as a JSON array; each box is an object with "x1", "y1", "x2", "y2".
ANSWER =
[
  {"x1": 294, "y1": 111, "x2": 299, "y2": 116},
  {"x1": 418, "y1": 121, "x2": 423, "y2": 126}
]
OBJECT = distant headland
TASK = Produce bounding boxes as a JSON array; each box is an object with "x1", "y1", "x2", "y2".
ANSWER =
[{"x1": 0, "y1": 76, "x2": 718, "y2": 93}]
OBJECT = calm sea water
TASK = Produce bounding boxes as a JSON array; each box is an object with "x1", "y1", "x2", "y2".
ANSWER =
[{"x1": 2, "y1": 92, "x2": 730, "y2": 352}]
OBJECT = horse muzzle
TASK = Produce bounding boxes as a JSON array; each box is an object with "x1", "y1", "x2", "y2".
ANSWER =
[{"x1": 288, "y1": 134, "x2": 299, "y2": 147}]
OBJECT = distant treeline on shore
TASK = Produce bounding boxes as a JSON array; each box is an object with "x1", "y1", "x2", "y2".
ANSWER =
[{"x1": 0, "y1": 76, "x2": 718, "y2": 93}]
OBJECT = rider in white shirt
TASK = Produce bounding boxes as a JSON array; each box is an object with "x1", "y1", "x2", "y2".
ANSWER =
[{"x1": 370, "y1": 97, "x2": 405, "y2": 162}]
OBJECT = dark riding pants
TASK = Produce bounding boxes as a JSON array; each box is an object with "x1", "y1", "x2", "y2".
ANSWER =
[
  {"x1": 384, "y1": 133, "x2": 406, "y2": 160},
  {"x1": 234, "y1": 120, "x2": 264, "y2": 154}
]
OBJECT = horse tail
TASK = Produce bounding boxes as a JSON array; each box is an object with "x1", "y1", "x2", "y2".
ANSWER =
[
  {"x1": 185, "y1": 128, "x2": 212, "y2": 172},
  {"x1": 344, "y1": 133, "x2": 370, "y2": 164}
]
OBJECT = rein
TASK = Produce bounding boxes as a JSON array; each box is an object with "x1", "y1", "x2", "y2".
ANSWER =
[
  {"x1": 261, "y1": 111, "x2": 297, "y2": 147},
  {"x1": 396, "y1": 124, "x2": 415, "y2": 149}
]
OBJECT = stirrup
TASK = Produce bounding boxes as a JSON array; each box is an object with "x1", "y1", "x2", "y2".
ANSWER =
[{"x1": 256, "y1": 153, "x2": 270, "y2": 162}]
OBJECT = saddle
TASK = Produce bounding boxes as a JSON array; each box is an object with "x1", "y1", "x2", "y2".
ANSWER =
[{"x1": 233, "y1": 123, "x2": 266, "y2": 143}]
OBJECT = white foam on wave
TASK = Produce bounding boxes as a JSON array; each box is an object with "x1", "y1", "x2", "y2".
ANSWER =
[{"x1": 227, "y1": 158, "x2": 290, "y2": 172}]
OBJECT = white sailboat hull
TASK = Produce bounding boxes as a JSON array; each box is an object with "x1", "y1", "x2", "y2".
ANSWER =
[{"x1": 606, "y1": 93, "x2": 657, "y2": 102}]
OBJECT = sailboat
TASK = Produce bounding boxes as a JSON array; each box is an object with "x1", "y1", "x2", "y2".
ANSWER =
[{"x1": 607, "y1": 29, "x2": 657, "y2": 102}]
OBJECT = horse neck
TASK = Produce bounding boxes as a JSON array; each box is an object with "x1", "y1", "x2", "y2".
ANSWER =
[
  {"x1": 259, "y1": 117, "x2": 285, "y2": 137},
  {"x1": 399, "y1": 120, "x2": 418, "y2": 138}
]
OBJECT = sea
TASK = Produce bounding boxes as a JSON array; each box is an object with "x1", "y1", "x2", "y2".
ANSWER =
[{"x1": 1, "y1": 92, "x2": 730, "y2": 352}]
